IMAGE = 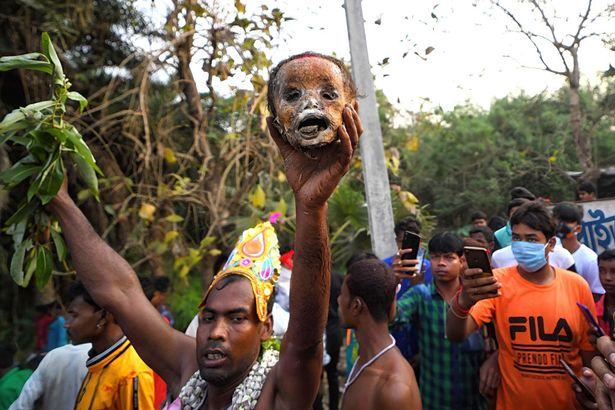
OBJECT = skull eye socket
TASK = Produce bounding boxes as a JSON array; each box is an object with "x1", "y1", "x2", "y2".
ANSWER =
[
  {"x1": 283, "y1": 89, "x2": 301, "y2": 102},
  {"x1": 322, "y1": 90, "x2": 339, "y2": 101}
]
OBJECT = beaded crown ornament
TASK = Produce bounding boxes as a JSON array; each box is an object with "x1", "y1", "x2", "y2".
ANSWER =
[{"x1": 200, "y1": 222, "x2": 281, "y2": 322}]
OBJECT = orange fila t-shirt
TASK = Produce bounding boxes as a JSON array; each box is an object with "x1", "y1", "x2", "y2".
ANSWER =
[{"x1": 470, "y1": 266, "x2": 595, "y2": 410}]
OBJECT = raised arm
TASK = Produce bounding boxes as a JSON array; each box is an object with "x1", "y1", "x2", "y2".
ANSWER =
[
  {"x1": 446, "y1": 267, "x2": 500, "y2": 341},
  {"x1": 269, "y1": 104, "x2": 362, "y2": 406},
  {"x1": 47, "y1": 186, "x2": 196, "y2": 391}
]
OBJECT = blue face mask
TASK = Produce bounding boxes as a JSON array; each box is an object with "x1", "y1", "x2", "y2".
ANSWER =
[{"x1": 511, "y1": 241, "x2": 548, "y2": 272}]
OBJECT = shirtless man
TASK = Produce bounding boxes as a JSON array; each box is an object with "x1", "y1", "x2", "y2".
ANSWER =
[
  {"x1": 47, "y1": 53, "x2": 363, "y2": 409},
  {"x1": 339, "y1": 258, "x2": 421, "y2": 409}
]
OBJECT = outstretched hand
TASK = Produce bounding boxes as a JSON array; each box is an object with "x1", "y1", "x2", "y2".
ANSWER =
[{"x1": 267, "y1": 103, "x2": 363, "y2": 209}]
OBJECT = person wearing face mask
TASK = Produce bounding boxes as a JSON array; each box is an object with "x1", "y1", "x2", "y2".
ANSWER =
[
  {"x1": 446, "y1": 201, "x2": 597, "y2": 410},
  {"x1": 553, "y1": 202, "x2": 604, "y2": 302}
]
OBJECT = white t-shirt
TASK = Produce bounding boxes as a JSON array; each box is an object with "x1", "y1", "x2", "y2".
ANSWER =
[
  {"x1": 572, "y1": 243, "x2": 605, "y2": 295},
  {"x1": 492, "y1": 244, "x2": 575, "y2": 270},
  {"x1": 9, "y1": 343, "x2": 90, "y2": 410}
]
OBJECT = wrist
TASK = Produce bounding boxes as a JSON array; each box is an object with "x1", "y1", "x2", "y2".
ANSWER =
[
  {"x1": 457, "y1": 290, "x2": 474, "y2": 311},
  {"x1": 45, "y1": 193, "x2": 75, "y2": 219},
  {"x1": 296, "y1": 201, "x2": 327, "y2": 216}
]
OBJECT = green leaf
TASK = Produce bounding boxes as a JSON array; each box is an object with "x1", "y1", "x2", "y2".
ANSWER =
[
  {"x1": 8, "y1": 220, "x2": 27, "y2": 245},
  {"x1": 10, "y1": 239, "x2": 32, "y2": 286},
  {"x1": 5, "y1": 199, "x2": 38, "y2": 227},
  {"x1": 35, "y1": 246, "x2": 53, "y2": 290},
  {"x1": 164, "y1": 214, "x2": 184, "y2": 223},
  {"x1": 67, "y1": 91, "x2": 88, "y2": 113},
  {"x1": 27, "y1": 150, "x2": 58, "y2": 202},
  {"x1": 37, "y1": 156, "x2": 65, "y2": 205},
  {"x1": 200, "y1": 236, "x2": 216, "y2": 248},
  {"x1": 0, "y1": 163, "x2": 42, "y2": 186},
  {"x1": 41, "y1": 32, "x2": 64, "y2": 82},
  {"x1": 29, "y1": 129, "x2": 58, "y2": 151},
  {"x1": 0, "y1": 100, "x2": 54, "y2": 136},
  {"x1": 0, "y1": 53, "x2": 52, "y2": 74},
  {"x1": 50, "y1": 229, "x2": 67, "y2": 262},
  {"x1": 64, "y1": 125, "x2": 102, "y2": 175},
  {"x1": 70, "y1": 151, "x2": 99, "y2": 200},
  {"x1": 44, "y1": 127, "x2": 68, "y2": 144},
  {"x1": 23, "y1": 247, "x2": 37, "y2": 287}
]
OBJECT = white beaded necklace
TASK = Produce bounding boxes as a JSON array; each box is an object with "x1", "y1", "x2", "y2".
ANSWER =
[
  {"x1": 343, "y1": 335, "x2": 396, "y2": 391},
  {"x1": 179, "y1": 348, "x2": 279, "y2": 410}
]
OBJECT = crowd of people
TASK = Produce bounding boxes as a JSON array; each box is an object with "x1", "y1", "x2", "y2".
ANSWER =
[{"x1": 1, "y1": 52, "x2": 615, "y2": 410}]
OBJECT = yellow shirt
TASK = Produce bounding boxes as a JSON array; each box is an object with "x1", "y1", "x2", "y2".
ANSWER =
[{"x1": 75, "y1": 336, "x2": 155, "y2": 410}]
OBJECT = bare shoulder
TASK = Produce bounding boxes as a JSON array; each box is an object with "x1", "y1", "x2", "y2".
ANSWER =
[{"x1": 374, "y1": 352, "x2": 421, "y2": 409}]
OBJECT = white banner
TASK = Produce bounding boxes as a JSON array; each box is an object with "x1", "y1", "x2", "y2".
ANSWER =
[{"x1": 577, "y1": 198, "x2": 615, "y2": 255}]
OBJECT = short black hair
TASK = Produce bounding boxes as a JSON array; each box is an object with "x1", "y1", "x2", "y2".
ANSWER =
[
  {"x1": 138, "y1": 276, "x2": 155, "y2": 301},
  {"x1": 428, "y1": 232, "x2": 464, "y2": 256},
  {"x1": 346, "y1": 251, "x2": 379, "y2": 270},
  {"x1": 469, "y1": 226, "x2": 494, "y2": 243},
  {"x1": 68, "y1": 281, "x2": 101, "y2": 311},
  {"x1": 471, "y1": 211, "x2": 487, "y2": 222},
  {"x1": 153, "y1": 276, "x2": 171, "y2": 293},
  {"x1": 598, "y1": 249, "x2": 615, "y2": 263},
  {"x1": 267, "y1": 52, "x2": 357, "y2": 117},
  {"x1": 578, "y1": 181, "x2": 597, "y2": 194},
  {"x1": 394, "y1": 215, "x2": 422, "y2": 237},
  {"x1": 488, "y1": 216, "x2": 507, "y2": 232},
  {"x1": 510, "y1": 186, "x2": 536, "y2": 200},
  {"x1": 552, "y1": 202, "x2": 584, "y2": 224},
  {"x1": 346, "y1": 259, "x2": 397, "y2": 322},
  {"x1": 509, "y1": 201, "x2": 555, "y2": 239},
  {"x1": 507, "y1": 197, "x2": 531, "y2": 216}
]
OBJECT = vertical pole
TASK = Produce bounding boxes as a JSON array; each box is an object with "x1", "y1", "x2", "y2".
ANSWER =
[{"x1": 344, "y1": 0, "x2": 397, "y2": 258}]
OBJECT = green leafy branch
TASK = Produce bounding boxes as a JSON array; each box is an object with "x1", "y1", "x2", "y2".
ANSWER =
[{"x1": 0, "y1": 32, "x2": 102, "y2": 288}]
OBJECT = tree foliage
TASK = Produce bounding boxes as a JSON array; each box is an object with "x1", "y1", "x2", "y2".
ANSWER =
[{"x1": 391, "y1": 86, "x2": 615, "y2": 228}]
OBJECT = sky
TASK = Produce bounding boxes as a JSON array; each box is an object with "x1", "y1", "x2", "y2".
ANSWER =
[
  {"x1": 141, "y1": 0, "x2": 614, "y2": 115},
  {"x1": 269, "y1": 0, "x2": 614, "y2": 114}
]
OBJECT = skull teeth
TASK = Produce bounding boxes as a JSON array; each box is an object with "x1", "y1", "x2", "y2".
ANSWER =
[{"x1": 299, "y1": 124, "x2": 320, "y2": 134}]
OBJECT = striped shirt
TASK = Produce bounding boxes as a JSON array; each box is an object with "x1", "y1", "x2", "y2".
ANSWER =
[{"x1": 392, "y1": 281, "x2": 487, "y2": 410}]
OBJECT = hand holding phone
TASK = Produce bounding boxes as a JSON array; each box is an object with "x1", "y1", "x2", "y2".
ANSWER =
[
  {"x1": 401, "y1": 231, "x2": 420, "y2": 261},
  {"x1": 577, "y1": 302, "x2": 605, "y2": 338},
  {"x1": 464, "y1": 246, "x2": 493, "y2": 278},
  {"x1": 560, "y1": 358, "x2": 595, "y2": 402}
]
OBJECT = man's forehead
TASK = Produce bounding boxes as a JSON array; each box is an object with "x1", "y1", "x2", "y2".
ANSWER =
[
  {"x1": 470, "y1": 233, "x2": 487, "y2": 242},
  {"x1": 204, "y1": 276, "x2": 256, "y2": 311},
  {"x1": 431, "y1": 251, "x2": 458, "y2": 257},
  {"x1": 511, "y1": 223, "x2": 544, "y2": 237}
]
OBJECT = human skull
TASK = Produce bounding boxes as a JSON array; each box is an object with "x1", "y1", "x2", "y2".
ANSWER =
[{"x1": 271, "y1": 56, "x2": 356, "y2": 151}]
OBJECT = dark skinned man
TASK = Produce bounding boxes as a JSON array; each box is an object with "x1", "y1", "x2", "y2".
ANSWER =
[{"x1": 47, "y1": 53, "x2": 363, "y2": 410}]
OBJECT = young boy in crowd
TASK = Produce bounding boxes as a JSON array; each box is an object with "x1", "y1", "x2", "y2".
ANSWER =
[
  {"x1": 447, "y1": 202, "x2": 596, "y2": 410},
  {"x1": 388, "y1": 215, "x2": 432, "y2": 365},
  {"x1": 392, "y1": 232, "x2": 488, "y2": 410},
  {"x1": 553, "y1": 202, "x2": 604, "y2": 301},
  {"x1": 471, "y1": 211, "x2": 489, "y2": 228},
  {"x1": 596, "y1": 249, "x2": 615, "y2": 336},
  {"x1": 577, "y1": 181, "x2": 597, "y2": 202},
  {"x1": 469, "y1": 226, "x2": 495, "y2": 254}
]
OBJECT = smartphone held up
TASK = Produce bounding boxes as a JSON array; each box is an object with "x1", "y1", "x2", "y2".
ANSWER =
[{"x1": 463, "y1": 246, "x2": 493, "y2": 278}]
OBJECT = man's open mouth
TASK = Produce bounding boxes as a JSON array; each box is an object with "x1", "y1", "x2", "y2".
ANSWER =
[
  {"x1": 297, "y1": 114, "x2": 329, "y2": 138},
  {"x1": 204, "y1": 348, "x2": 228, "y2": 363}
]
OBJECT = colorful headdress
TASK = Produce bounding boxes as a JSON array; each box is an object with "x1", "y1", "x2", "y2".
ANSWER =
[{"x1": 200, "y1": 222, "x2": 281, "y2": 322}]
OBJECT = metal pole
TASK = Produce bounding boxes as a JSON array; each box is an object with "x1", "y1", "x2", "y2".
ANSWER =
[{"x1": 344, "y1": 0, "x2": 397, "y2": 258}]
